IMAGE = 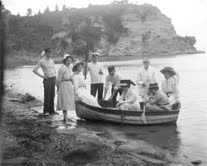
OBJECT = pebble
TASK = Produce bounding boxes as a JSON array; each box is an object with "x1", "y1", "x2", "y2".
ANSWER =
[{"x1": 191, "y1": 160, "x2": 202, "y2": 165}]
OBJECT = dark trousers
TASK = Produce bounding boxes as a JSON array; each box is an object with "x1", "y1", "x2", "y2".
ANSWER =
[
  {"x1": 90, "y1": 83, "x2": 103, "y2": 100},
  {"x1": 43, "y1": 77, "x2": 56, "y2": 114},
  {"x1": 111, "y1": 86, "x2": 123, "y2": 101}
]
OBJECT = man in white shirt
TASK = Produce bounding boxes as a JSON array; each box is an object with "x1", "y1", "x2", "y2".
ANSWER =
[
  {"x1": 87, "y1": 53, "x2": 104, "y2": 100},
  {"x1": 104, "y1": 65, "x2": 122, "y2": 101},
  {"x1": 136, "y1": 58, "x2": 158, "y2": 101},
  {"x1": 33, "y1": 48, "x2": 58, "y2": 115}
]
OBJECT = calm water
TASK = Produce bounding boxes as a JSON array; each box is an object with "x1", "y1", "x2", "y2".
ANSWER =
[{"x1": 4, "y1": 53, "x2": 207, "y2": 164}]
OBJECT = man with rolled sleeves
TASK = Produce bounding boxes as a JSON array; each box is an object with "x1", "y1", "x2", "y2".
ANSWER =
[
  {"x1": 33, "y1": 48, "x2": 58, "y2": 115},
  {"x1": 136, "y1": 58, "x2": 158, "y2": 102}
]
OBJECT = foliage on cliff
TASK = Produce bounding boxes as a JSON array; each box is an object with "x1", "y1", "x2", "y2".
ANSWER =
[{"x1": 3, "y1": 1, "x2": 198, "y2": 57}]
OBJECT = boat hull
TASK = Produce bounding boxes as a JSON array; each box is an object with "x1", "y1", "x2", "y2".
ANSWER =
[{"x1": 75, "y1": 101, "x2": 180, "y2": 125}]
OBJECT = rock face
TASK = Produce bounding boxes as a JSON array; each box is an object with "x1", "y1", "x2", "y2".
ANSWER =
[{"x1": 94, "y1": 4, "x2": 197, "y2": 56}]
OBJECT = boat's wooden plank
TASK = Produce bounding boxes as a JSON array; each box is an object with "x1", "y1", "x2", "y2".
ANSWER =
[{"x1": 76, "y1": 102, "x2": 179, "y2": 124}]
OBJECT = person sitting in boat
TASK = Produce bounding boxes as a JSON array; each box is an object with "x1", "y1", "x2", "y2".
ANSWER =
[
  {"x1": 146, "y1": 83, "x2": 171, "y2": 111},
  {"x1": 103, "y1": 65, "x2": 122, "y2": 101},
  {"x1": 116, "y1": 80, "x2": 141, "y2": 111},
  {"x1": 160, "y1": 67, "x2": 180, "y2": 109},
  {"x1": 72, "y1": 61, "x2": 100, "y2": 107}
]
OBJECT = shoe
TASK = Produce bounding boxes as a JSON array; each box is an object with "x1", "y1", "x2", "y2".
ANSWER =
[{"x1": 50, "y1": 111, "x2": 59, "y2": 115}]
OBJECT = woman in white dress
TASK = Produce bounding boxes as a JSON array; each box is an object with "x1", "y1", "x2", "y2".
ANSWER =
[
  {"x1": 56, "y1": 54, "x2": 75, "y2": 122},
  {"x1": 117, "y1": 80, "x2": 140, "y2": 111},
  {"x1": 160, "y1": 67, "x2": 180, "y2": 107},
  {"x1": 72, "y1": 61, "x2": 100, "y2": 107}
]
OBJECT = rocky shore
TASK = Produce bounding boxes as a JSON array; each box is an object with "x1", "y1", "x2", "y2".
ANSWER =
[{"x1": 0, "y1": 90, "x2": 197, "y2": 166}]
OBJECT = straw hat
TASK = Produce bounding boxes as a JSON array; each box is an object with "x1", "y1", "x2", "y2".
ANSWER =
[
  {"x1": 91, "y1": 52, "x2": 100, "y2": 57},
  {"x1": 72, "y1": 61, "x2": 85, "y2": 72},
  {"x1": 160, "y1": 67, "x2": 176, "y2": 77}
]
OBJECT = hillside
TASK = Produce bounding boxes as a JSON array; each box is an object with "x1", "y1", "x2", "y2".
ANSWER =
[{"x1": 3, "y1": 2, "x2": 199, "y2": 58}]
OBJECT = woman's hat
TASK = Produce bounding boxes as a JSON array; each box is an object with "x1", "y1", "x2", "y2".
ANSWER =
[
  {"x1": 160, "y1": 67, "x2": 176, "y2": 77},
  {"x1": 91, "y1": 52, "x2": 100, "y2": 57},
  {"x1": 119, "y1": 79, "x2": 136, "y2": 88},
  {"x1": 148, "y1": 83, "x2": 159, "y2": 89},
  {"x1": 72, "y1": 61, "x2": 85, "y2": 72},
  {"x1": 63, "y1": 54, "x2": 70, "y2": 60},
  {"x1": 62, "y1": 54, "x2": 74, "y2": 61}
]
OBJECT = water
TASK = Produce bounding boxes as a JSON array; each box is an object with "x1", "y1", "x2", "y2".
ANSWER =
[{"x1": 4, "y1": 53, "x2": 207, "y2": 164}]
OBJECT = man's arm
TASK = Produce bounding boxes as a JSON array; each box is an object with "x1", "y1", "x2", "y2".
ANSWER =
[
  {"x1": 151, "y1": 68, "x2": 158, "y2": 83},
  {"x1": 103, "y1": 76, "x2": 109, "y2": 99},
  {"x1": 33, "y1": 62, "x2": 45, "y2": 79},
  {"x1": 136, "y1": 69, "x2": 144, "y2": 86}
]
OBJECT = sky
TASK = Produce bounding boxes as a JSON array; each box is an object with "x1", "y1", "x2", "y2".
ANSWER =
[{"x1": 3, "y1": 0, "x2": 207, "y2": 50}]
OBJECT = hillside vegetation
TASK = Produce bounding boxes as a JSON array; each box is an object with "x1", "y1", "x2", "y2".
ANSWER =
[{"x1": 2, "y1": 1, "x2": 198, "y2": 59}]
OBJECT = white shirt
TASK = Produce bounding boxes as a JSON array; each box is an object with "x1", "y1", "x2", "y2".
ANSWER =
[
  {"x1": 162, "y1": 76, "x2": 179, "y2": 99},
  {"x1": 136, "y1": 66, "x2": 158, "y2": 86},
  {"x1": 88, "y1": 62, "x2": 104, "y2": 84},
  {"x1": 105, "y1": 73, "x2": 122, "y2": 90},
  {"x1": 119, "y1": 89, "x2": 140, "y2": 110},
  {"x1": 34, "y1": 57, "x2": 56, "y2": 78}
]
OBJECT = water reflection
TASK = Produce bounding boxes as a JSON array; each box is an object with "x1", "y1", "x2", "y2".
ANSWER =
[
  {"x1": 75, "y1": 119, "x2": 181, "y2": 154},
  {"x1": 4, "y1": 53, "x2": 207, "y2": 164}
]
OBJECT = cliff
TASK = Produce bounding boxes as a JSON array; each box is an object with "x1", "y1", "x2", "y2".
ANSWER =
[
  {"x1": 5, "y1": 3, "x2": 199, "y2": 57},
  {"x1": 93, "y1": 4, "x2": 197, "y2": 56}
]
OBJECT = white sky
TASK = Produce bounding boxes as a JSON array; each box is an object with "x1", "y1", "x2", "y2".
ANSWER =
[{"x1": 3, "y1": 0, "x2": 207, "y2": 50}]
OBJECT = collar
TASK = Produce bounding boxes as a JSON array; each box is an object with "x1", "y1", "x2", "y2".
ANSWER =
[{"x1": 44, "y1": 57, "x2": 51, "y2": 60}]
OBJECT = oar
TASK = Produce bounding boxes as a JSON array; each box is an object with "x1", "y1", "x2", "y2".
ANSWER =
[{"x1": 141, "y1": 102, "x2": 147, "y2": 124}]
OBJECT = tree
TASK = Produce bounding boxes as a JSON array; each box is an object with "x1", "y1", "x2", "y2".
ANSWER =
[
  {"x1": 26, "y1": 8, "x2": 32, "y2": 16},
  {"x1": 38, "y1": 10, "x2": 41, "y2": 15},
  {"x1": 55, "y1": 4, "x2": 59, "y2": 12},
  {"x1": 62, "y1": 5, "x2": 67, "y2": 11},
  {"x1": 44, "y1": 6, "x2": 50, "y2": 13}
]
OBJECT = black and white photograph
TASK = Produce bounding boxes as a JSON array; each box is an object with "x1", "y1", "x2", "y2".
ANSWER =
[{"x1": 0, "y1": 0, "x2": 207, "y2": 165}]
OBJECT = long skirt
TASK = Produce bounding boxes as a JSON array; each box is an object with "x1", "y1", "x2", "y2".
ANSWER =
[
  {"x1": 76, "y1": 87, "x2": 100, "y2": 107},
  {"x1": 56, "y1": 81, "x2": 75, "y2": 111}
]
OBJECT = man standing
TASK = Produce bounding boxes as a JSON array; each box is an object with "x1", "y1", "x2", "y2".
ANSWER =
[
  {"x1": 33, "y1": 48, "x2": 58, "y2": 115},
  {"x1": 136, "y1": 58, "x2": 158, "y2": 101},
  {"x1": 87, "y1": 52, "x2": 104, "y2": 100}
]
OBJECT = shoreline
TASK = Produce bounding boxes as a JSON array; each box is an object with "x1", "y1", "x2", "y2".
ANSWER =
[
  {"x1": 0, "y1": 89, "x2": 195, "y2": 165},
  {"x1": 4, "y1": 51, "x2": 205, "y2": 68}
]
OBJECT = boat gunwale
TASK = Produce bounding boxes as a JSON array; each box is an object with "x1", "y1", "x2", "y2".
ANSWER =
[{"x1": 75, "y1": 100, "x2": 180, "y2": 117}]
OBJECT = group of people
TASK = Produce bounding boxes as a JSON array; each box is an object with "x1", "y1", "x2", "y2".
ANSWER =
[{"x1": 33, "y1": 48, "x2": 180, "y2": 122}]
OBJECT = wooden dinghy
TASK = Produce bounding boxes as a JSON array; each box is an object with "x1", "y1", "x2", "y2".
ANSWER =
[{"x1": 75, "y1": 100, "x2": 180, "y2": 125}]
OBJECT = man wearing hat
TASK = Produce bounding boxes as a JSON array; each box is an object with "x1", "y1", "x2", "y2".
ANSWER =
[
  {"x1": 136, "y1": 58, "x2": 158, "y2": 101},
  {"x1": 33, "y1": 48, "x2": 58, "y2": 115},
  {"x1": 117, "y1": 80, "x2": 140, "y2": 111},
  {"x1": 160, "y1": 66, "x2": 180, "y2": 107},
  {"x1": 146, "y1": 83, "x2": 170, "y2": 111},
  {"x1": 85, "y1": 52, "x2": 104, "y2": 100}
]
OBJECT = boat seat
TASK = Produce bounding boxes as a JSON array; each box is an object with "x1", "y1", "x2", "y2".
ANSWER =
[{"x1": 98, "y1": 100, "x2": 117, "y2": 108}]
